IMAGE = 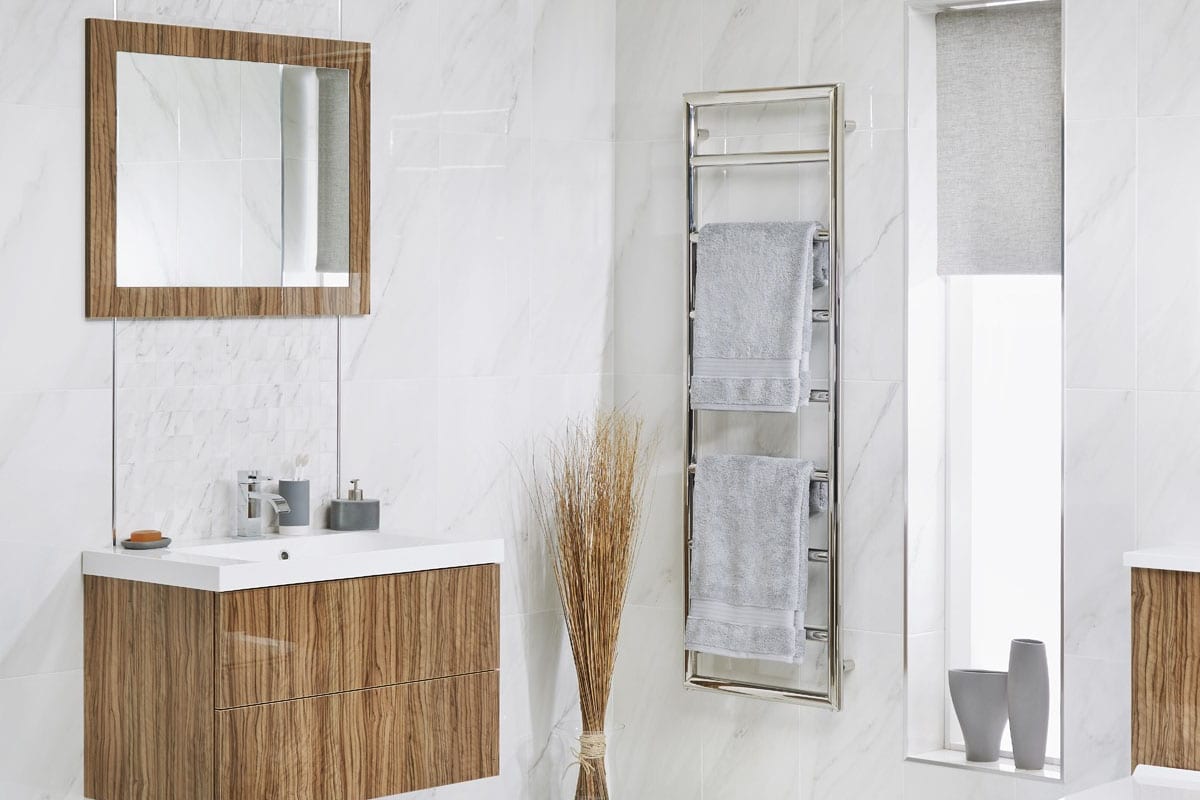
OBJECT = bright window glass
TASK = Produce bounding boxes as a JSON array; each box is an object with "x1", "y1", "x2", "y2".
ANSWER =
[{"x1": 945, "y1": 274, "x2": 1062, "y2": 760}]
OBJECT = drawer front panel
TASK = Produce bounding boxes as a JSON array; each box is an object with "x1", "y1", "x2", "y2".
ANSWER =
[
  {"x1": 216, "y1": 564, "x2": 499, "y2": 708},
  {"x1": 215, "y1": 671, "x2": 500, "y2": 800}
]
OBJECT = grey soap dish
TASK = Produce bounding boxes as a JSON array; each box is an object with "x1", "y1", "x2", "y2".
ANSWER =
[{"x1": 120, "y1": 537, "x2": 172, "y2": 550}]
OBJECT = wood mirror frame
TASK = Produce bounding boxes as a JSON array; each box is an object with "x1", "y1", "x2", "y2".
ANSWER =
[{"x1": 85, "y1": 19, "x2": 370, "y2": 318}]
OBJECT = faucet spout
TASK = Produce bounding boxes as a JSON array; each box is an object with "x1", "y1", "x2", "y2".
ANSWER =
[
  {"x1": 246, "y1": 491, "x2": 290, "y2": 515},
  {"x1": 236, "y1": 470, "x2": 290, "y2": 537}
]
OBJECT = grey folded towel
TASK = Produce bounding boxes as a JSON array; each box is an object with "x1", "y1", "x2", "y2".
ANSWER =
[
  {"x1": 690, "y1": 221, "x2": 820, "y2": 412},
  {"x1": 685, "y1": 454, "x2": 822, "y2": 664}
]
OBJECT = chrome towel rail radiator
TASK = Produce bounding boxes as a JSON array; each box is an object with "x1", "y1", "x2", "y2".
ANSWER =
[{"x1": 683, "y1": 84, "x2": 848, "y2": 710}]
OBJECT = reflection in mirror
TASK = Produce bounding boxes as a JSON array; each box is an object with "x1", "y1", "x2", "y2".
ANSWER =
[{"x1": 115, "y1": 53, "x2": 349, "y2": 289}]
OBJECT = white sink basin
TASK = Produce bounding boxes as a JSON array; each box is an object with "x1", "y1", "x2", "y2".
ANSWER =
[
  {"x1": 81, "y1": 530, "x2": 504, "y2": 592},
  {"x1": 179, "y1": 532, "x2": 442, "y2": 562}
]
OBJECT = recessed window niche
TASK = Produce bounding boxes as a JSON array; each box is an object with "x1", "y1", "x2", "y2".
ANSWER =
[{"x1": 904, "y1": 0, "x2": 1064, "y2": 780}]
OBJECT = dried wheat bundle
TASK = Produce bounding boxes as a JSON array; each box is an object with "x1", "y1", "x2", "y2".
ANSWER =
[{"x1": 532, "y1": 409, "x2": 652, "y2": 800}]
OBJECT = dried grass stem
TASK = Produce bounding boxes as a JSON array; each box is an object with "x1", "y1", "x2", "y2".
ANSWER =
[{"x1": 532, "y1": 410, "x2": 652, "y2": 800}]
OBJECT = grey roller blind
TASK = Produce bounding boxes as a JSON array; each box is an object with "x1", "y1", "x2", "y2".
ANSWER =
[{"x1": 936, "y1": 3, "x2": 1062, "y2": 276}]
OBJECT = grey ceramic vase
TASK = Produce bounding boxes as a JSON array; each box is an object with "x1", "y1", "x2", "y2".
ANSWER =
[
  {"x1": 948, "y1": 668, "x2": 1008, "y2": 762},
  {"x1": 1007, "y1": 638, "x2": 1049, "y2": 770}
]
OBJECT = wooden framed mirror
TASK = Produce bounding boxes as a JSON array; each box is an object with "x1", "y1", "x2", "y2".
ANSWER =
[{"x1": 85, "y1": 19, "x2": 370, "y2": 318}]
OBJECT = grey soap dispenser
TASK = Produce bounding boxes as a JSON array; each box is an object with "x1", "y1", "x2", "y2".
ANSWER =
[{"x1": 329, "y1": 479, "x2": 380, "y2": 531}]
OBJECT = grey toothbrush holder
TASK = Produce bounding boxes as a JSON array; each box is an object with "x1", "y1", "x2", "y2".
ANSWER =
[{"x1": 277, "y1": 479, "x2": 310, "y2": 531}]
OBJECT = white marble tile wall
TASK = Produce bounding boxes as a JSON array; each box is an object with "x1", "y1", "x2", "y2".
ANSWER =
[
  {"x1": 7, "y1": 0, "x2": 1200, "y2": 797},
  {"x1": 1060, "y1": 0, "x2": 1200, "y2": 792},
  {"x1": 0, "y1": 2, "x2": 113, "y2": 798},
  {"x1": 113, "y1": 317, "x2": 338, "y2": 540}
]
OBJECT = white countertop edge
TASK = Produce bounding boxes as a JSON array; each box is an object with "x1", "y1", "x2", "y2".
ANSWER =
[
  {"x1": 1123, "y1": 545, "x2": 1200, "y2": 573},
  {"x1": 1056, "y1": 766, "x2": 1200, "y2": 799},
  {"x1": 81, "y1": 550, "x2": 220, "y2": 591},
  {"x1": 1133, "y1": 765, "x2": 1200, "y2": 788},
  {"x1": 81, "y1": 537, "x2": 505, "y2": 593}
]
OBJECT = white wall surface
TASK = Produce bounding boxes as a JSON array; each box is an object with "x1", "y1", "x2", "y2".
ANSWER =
[{"x1": 0, "y1": 0, "x2": 1194, "y2": 798}]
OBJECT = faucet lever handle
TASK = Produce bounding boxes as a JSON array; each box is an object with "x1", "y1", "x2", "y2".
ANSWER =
[{"x1": 237, "y1": 469, "x2": 272, "y2": 486}]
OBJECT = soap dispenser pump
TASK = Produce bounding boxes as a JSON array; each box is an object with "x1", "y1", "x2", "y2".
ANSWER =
[{"x1": 329, "y1": 478, "x2": 380, "y2": 531}]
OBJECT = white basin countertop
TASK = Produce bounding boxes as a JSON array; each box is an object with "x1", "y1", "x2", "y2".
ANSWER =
[
  {"x1": 1059, "y1": 766, "x2": 1200, "y2": 799},
  {"x1": 1124, "y1": 545, "x2": 1200, "y2": 573},
  {"x1": 81, "y1": 530, "x2": 505, "y2": 592}
]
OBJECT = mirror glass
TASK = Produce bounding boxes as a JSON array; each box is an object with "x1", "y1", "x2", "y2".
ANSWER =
[{"x1": 115, "y1": 53, "x2": 350, "y2": 288}]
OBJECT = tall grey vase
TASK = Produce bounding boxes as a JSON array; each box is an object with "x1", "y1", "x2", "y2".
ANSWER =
[
  {"x1": 948, "y1": 669, "x2": 1008, "y2": 762},
  {"x1": 1007, "y1": 639, "x2": 1049, "y2": 770}
]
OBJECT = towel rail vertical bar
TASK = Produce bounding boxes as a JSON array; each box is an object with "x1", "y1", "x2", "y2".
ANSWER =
[
  {"x1": 682, "y1": 84, "x2": 845, "y2": 711},
  {"x1": 826, "y1": 83, "x2": 845, "y2": 711},
  {"x1": 683, "y1": 100, "x2": 699, "y2": 684}
]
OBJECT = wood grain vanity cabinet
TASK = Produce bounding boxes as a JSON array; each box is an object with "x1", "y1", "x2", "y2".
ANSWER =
[
  {"x1": 1132, "y1": 567, "x2": 1200, "y2": 771},
  {"x1": 83, "y1": 565, "x2": 500, "y2": 800}
]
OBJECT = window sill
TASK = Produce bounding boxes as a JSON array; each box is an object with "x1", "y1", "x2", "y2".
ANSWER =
[{"x1": 907, "y1": 749, "x2": 1062, "y2": 783}]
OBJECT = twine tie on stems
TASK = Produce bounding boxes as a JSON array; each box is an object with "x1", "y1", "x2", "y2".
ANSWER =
[{"x1": 574, "y1": 731, "x2": 607, "y2": 774}]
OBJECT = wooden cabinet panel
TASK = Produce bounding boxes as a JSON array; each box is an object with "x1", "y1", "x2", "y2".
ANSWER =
[
  {"x1": 215, "y1": 671, "x2": 500, "y2": 800},
  {"x1": 1133, "y1": 567, "x2": 1200, "y2": 770},
  {"x1": 216, "y1": 565, "x2": 499, "y2": 708},
  {"x1": 85, "y1": 567, "x2": 500, "y2": 800},
  {"x1": 84, "y1": 576, "x2": 215, "y2": 800}
]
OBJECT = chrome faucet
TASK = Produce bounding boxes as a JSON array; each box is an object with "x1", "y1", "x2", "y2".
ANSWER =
[{"x1": 236, "y1": 470, "x2": 291, "y2": 538}]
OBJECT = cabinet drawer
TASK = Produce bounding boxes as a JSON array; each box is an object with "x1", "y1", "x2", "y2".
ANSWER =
[
  {"x1": 215, "y1": 671, "x2": 500, "y2": 800},
  {"x1": 215, "y1": 564, "x2": 499, "y2": 708}
]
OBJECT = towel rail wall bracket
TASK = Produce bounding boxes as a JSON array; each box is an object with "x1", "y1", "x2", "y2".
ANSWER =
[{"x1": 682, "y1": 83, "x2": 848, "y2": 711}]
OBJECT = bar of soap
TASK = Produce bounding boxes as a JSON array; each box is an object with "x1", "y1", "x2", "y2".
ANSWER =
[{"x1": 129, "y1": 529, "x2": 163, "y2": 543}]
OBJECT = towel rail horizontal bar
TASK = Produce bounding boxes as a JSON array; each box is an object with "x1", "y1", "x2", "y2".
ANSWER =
[
  {"x1": 684, "y1": 85, "x2": 836, "y2": 106},
  {"x1": 691, "y1": 150, "x2": 829, "y2": 168},
  {"x1": 687, "y1": 464, "x2": 829, "y2": 482},
  {"x1": 689, "y1": 308, "x2": 830, "y2": 322},
  {"x1": 684, "y1": 675, "x2": 835, "y2": 705},
  {"x1": 684, "y1": 626, "x2": 828, "y2": 648},
  {"x1": 685, "y1": 387, "x2": 829, "y2": 403},
  {"x1": 689, "y1": 229, "x2": 829, "y2": 243},
  {"x1": 686, "y1": 542, "x2": 831, "y2": 565}
]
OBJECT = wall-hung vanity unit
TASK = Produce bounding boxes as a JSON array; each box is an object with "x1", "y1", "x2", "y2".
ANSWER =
[{"x1": 82, "y1": 533, "x2": 504, "y2": 800}]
